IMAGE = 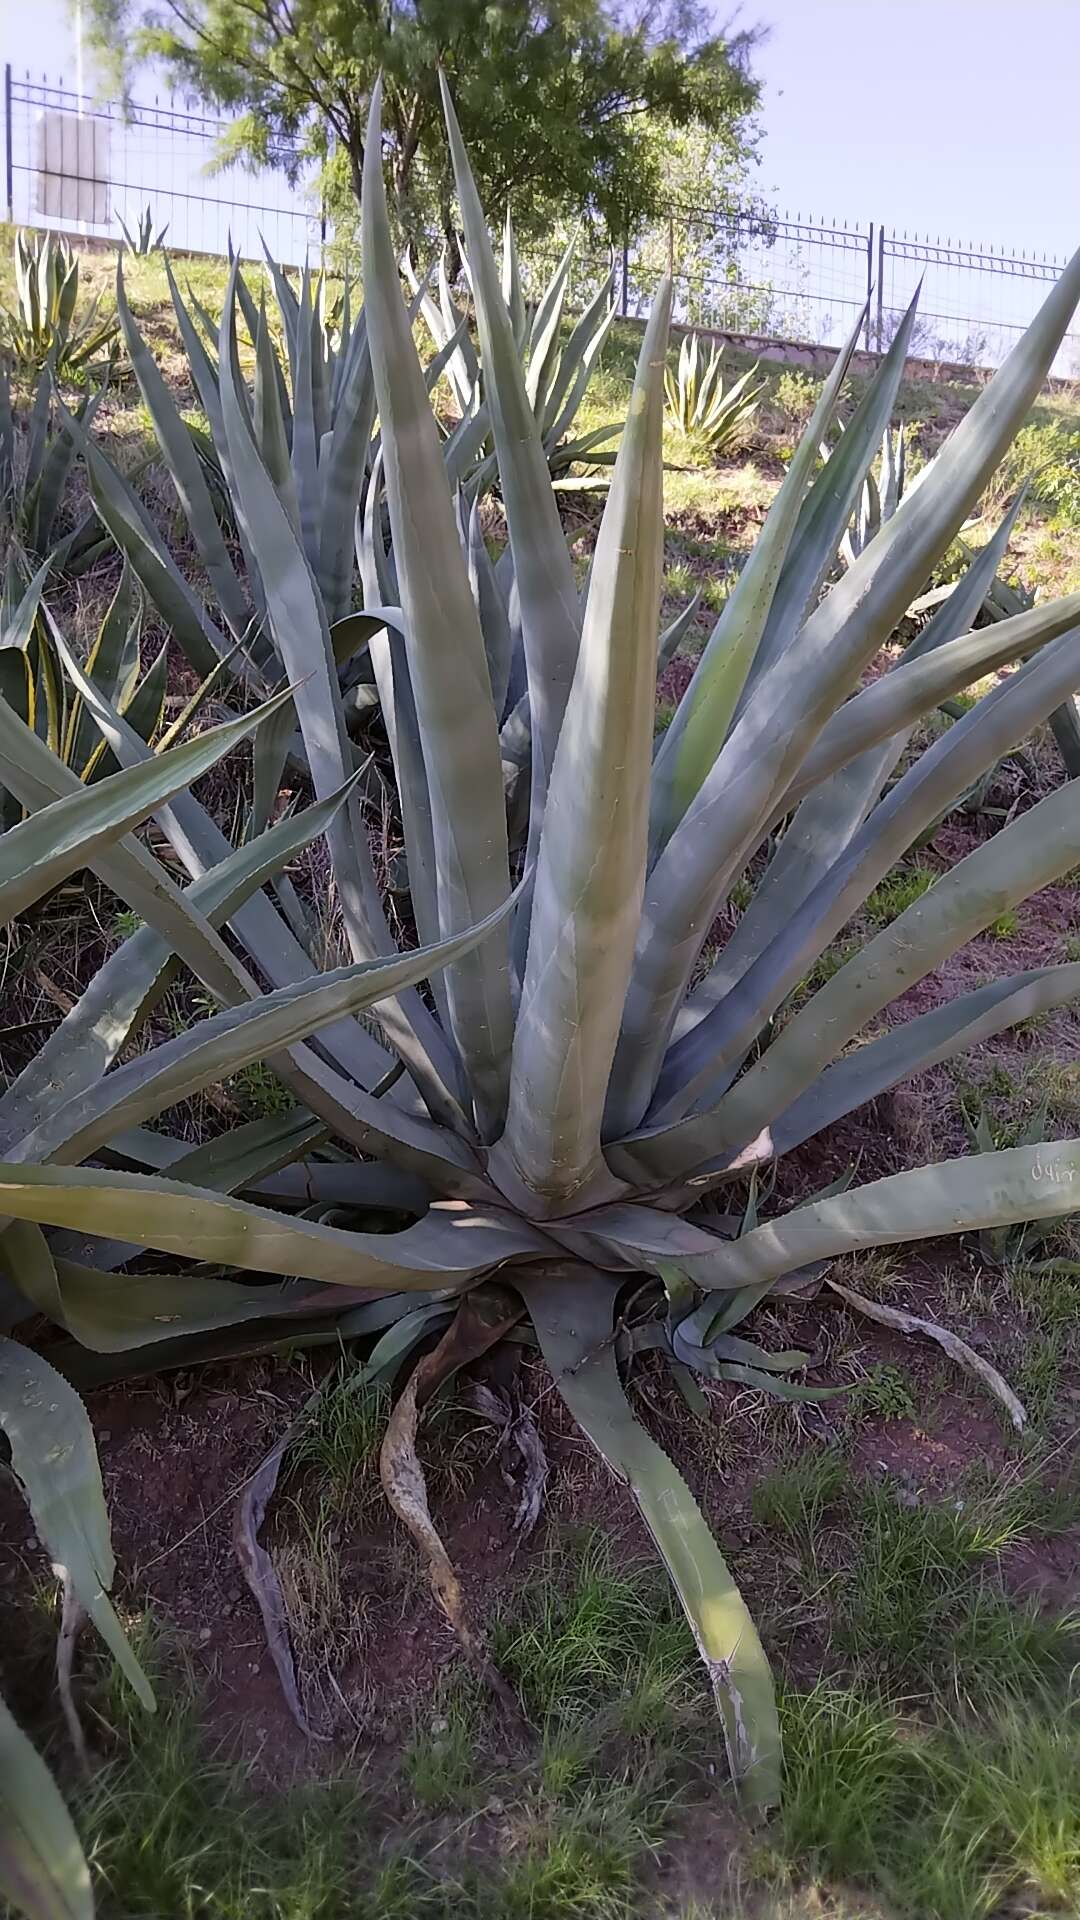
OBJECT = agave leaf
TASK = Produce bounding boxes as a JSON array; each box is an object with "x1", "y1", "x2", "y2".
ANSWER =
[
  {"x1": 49, "y1": 1111, "x2": 329, "y2": 1276},
  {"x1": 658, "y1": 617, "x2": 1080, "y2": 1125},
  {"x1": 32, "y1": 608, "x2": 393, "y2": 1092},
  {"x1": 27, "y1": 372, "x2": 109, "y2": 556},
  {"x1": 500, "y1": 208, "x2": 527, "y2": 347},
  {"x1": 543, "y1": 270, "x2": 617, "y2": 447},
  {"x1": 440, "y1": 74, "x2": 580, "y2": 837},
  {"x1": 619, "y1": 247, "x2": 1080, "y2": 1128},
  {"x1": 650, "y1": 304, "x2": 869, "y2": 854},
  {"x1": 781, "y1": 586, "x2": 1080, "y2": 817},
  {"x1": 0, "y1": 684, "x2": 468, "y2": 1189},
  {"x1": 739, "y1": 290, "x2": 922, "y2": 707},
  {"x1": 290, "y1": 269, "x2": 321, "y2": 572},
  {"x1": 65, "y1": 414, "x2": 240, "y2": 684},
  {"x1": 64, "y1": 562, "x2": 141, "y2": 775},
  {"x1": 524, "y1": 1268, "x2": 780, "y2": 1809},
  {"x1": 6, "y1": 878, "x2": 521, "y2": 1172},
  {"x1": 0, "y1": 688, "x2": 292, "y2": 926},
  {"x1": 765, "y1": 963, "x2": 1080, "y2": 1166},
  {"x1": 217, "y1": 257, "x2": 466, "y2": 1124},
  {"x1": 466, "y1": 495, "x2": 514, "y2": 720},
  {"x1": 1, "y1": 1220, "x2": 350, "y2": 1352},
  {"x1": 115, "y1": 261, "x2": 251, "y2": 641},
  {"x1": 363, "y1": 78, "x2": 513, "y2": 1138},
  {"x1": 525, "y1": 235, "x2": 576, "y2": 419},
  {"x1": 0, "y1": 779, "x2": 363, "y2": 1149},
  {"x1": 0, "y1": 1168, "x2": 548, "y2": 1289},
  {"x1": 501, "y1": 280, "x2": 670, "y2": 1207},
  {"x1": 688, "y1": 1145, "x2": 1080, "y2": 1315},
  {"x1": 616, "y1": 768, "x2": 1080, "y2": 1184},
  {"x1": 658, "y1": 589, "x2": 703, "y2": 673},
  {"x1": 253, "y1": 298, "x2": 297, "y2": 523},
  {"x1": 659, "y1": 497, "x2": 1042, "y2": 1108},
  {"x1": 317, "y1": 312, "x2": 377, "y2": 626},
  {"x1": 0, "y1": 1335, "x2": 154, "y2": 1708},
  {"x1": 716, "y1": 772, "x2": 1080, "y2": 1142},
  {"x1": 0, "y1": 1690, "x2": 93, "y2": 1920}
]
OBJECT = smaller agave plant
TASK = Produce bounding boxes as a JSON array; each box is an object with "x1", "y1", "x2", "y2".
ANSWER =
[
  {"x1": 665, "y1": 330, "x2": 764, "y2": 454},
  {"x1": 2, "y1": 231, "x2": 118, "y2": 378},
  {"x1": 0, "y1": 357, "x2": 113, "y2": 570},
  {"x1": 116, "y1": 202, "x2": 170, "y2": 256},
  {"x1": 0, "y1": 560, "x2": 219, "y2": 826},
  {"x1": 405, "y1": 232, "x2": 622, "y2": 490},
  {"x1": 839, "y1": 420, "x2": 906, "y2": 565}
]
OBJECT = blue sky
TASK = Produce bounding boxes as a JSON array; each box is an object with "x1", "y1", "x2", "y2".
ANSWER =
[{"x1": 750, "y1": 0, "x2": 1080, "y2": 261}]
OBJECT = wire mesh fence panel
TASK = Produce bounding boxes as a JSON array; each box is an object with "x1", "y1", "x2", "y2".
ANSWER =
[
  {"x1": 642, "y1": 207, "x2": 874, "y2": 344},
  {"x1": 7, "y1": 72, "x2": 322, "y2": 265},
  {"x1": 876, "y1": 231, "x2": 1080, "y2": 375}
]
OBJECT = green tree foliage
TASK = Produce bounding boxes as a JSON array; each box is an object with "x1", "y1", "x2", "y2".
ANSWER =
[{"x1": 85, "y1": 0, "x2": 762, "y2": 255}]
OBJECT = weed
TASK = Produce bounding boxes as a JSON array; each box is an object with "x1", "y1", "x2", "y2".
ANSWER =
[
  {"x1": 288, "y1": 1366, "x2": 390, "y2": 1497},
  {"x1": 404, "y1": 1685, "x2": 482, "y2": 1809},
  {"x1": 655, "y1": 699, "x2": 677, "y2": 733},
  {"x1": 1015, "y1": 1328, "x2": 1064, "y2": 1426},
  {"x1": 863, "y1": 865, "x2": 937, "y2": 928},
  {"x1": 493, "y1": 1534, "x2": 696, "y2": 1732},
  {"x1": 751, "y1": 1450, "x2": 848, "y2": 1563},
  {"x1": 851, "y1": 1365, "x2": 917, "y2": 1423},
  {"x1": 772, "y1": 369, "x2": 822, "y2": 430}
]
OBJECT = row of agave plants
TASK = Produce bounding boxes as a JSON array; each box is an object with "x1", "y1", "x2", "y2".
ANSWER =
[{"x1": 2, "y1": 80, "x2": 1080, "y2": 1916}]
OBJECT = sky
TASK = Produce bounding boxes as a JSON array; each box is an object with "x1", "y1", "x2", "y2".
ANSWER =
[{"x1": 750, "y1": 0, "x2": 1080, "y2": 262}]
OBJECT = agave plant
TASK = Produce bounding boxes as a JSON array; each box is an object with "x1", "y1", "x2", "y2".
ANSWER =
[
  {"x1": 406, "y1": 228, "x2": 622, "y2": 490},
  {"x1": 665, "y1": 330, "x2": 764, "y2": 454},
  {"x1": 841, "y1": 424, "x2": 1080, "y2": 781},
  {"x1": 3, "y1": 92, "x2": 1080, "y2": 1896},
  {"x1": 116, "y1": 201, "x2": 170, "y2": 256},
  {"x1": 839, "y1": 420, "x2": 906, "y2": 565},
  {"x1": 2, "y1": 231, "x2": 117, "y2": 378},
  {"x1": 0, "y1": 357, "x2": 113, "y2": 570},
  {"x1": 0, "y1": 561, "x2": 192, "y2": 829}
]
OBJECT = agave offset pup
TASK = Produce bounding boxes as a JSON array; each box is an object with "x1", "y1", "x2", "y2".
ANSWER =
[{"x1": 2, "y1": 87, "x2": 1080, "y2": 1882}]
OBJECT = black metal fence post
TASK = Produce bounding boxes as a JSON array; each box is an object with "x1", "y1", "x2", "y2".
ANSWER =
[
  {"x1": 875, "y1": 224, "x2": 885, "y2": 349},
  {"x1": 865, "y1": 222, "x2": 874, "y2": 349}
]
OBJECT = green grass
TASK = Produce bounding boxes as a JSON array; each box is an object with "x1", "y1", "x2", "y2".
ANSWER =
[
  {"x1": 8, "y1": 1490, "x2": 1080, "y2": 1920},
  {"x1": 863, "y1": 864, "x2": 937, "y2": 927},
  {"x1": 772, "y1": 1680, "x2": 1080, "y2": 1920},
  {"x1": 287, "y1": 1366, "x2": 390, "y2": 1496}
]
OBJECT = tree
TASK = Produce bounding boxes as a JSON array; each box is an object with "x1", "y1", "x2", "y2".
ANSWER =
[{"x1": 86, "y1": 0, "x2": 763, "y2": 259}]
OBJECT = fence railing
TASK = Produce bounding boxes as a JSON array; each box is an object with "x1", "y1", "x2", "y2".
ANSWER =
[
  {"x1": 4, "y1": 65, "x2": 1078, "y2": 375},
  {"x1": 4, "y1": 69, "x2": 323, "y2": 266}
]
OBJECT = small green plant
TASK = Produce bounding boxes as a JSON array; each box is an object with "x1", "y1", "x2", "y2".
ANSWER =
[
  {"x1": 1, "y1": 230, "x2": 117, "y2": 376},
  {"x1": 773, "y1": 366, "x2": 822, "y2": 429},
  {"x1": 863, "y1": 864, "x2": 937, "y2": 927},
  {"x1": 665, "y1": 331, "x2": 764, "y2": 454},
  {"x1": 853, "y1": 1364, "x2": 917, "y2": 1422}
]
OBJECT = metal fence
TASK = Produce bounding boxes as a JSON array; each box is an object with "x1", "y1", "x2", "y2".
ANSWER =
[
  {"x1": 4, "y1": 65, "x2": 1079, "y2": 375},
  {"x1": 4, "y1": 69, "x2": 323, "y2": 265}
]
